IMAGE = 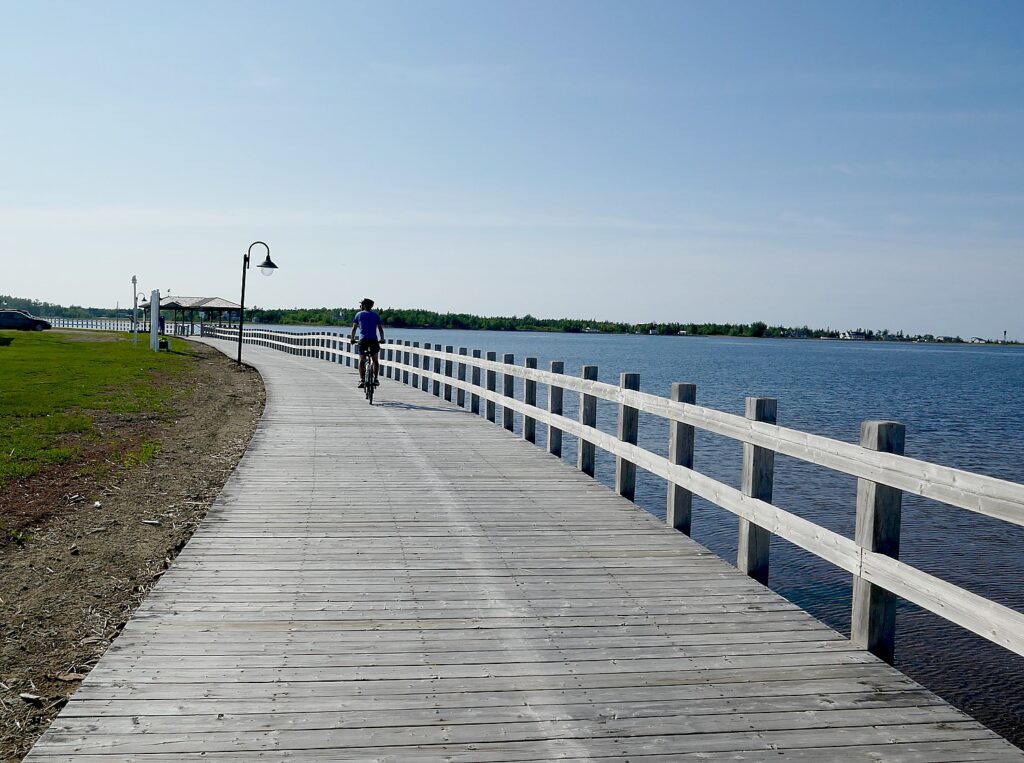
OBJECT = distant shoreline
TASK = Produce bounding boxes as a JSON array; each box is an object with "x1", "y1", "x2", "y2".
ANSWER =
[
  {"x1": 3, "y1": 293, "x2": 1017, "y2": 345},
  {"x1": 239, "y1": 322, "x2": 1023, "y2": 347}
]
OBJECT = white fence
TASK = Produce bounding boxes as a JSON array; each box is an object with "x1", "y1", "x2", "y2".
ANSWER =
[
  {"x1": 47, "y1": 318, "x2": 205, "y2": 335},
  {"x1": 47, "y1": 318, "x2": 140, "y2": 331},
  {"x1": 203, "y1": 325, "x2": 1024, "y2": 664}
]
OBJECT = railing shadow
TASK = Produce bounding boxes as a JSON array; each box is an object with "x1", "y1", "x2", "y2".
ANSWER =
[{"x1": 373, "y1": 399, "x2": 468, "y2": 414}]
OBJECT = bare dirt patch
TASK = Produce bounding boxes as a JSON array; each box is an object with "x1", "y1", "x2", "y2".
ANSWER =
[{"x1": 0, "y1": 342, "x2": 263, "y2": 761}]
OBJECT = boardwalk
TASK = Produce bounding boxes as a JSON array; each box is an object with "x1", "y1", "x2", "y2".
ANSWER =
[{"x1": 27, "y1": 339, "x2": 1024, "y2": 761}]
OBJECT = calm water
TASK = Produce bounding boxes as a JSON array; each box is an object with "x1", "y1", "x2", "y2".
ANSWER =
[{"x1": 257, "y1": 325, "x2": 1024, "y2": 745}]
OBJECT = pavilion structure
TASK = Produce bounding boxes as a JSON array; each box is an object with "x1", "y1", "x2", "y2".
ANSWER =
[{"x1": 139, "y1": 296, "x2": 242, "y2": 335}]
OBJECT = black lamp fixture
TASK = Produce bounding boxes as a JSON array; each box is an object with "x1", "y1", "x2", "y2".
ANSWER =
[{"x1": 238, "y1": 241, "x2": 278, "y2": 365}]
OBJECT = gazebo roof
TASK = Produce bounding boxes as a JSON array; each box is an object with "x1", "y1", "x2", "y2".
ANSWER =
[{"x1": 140, "y1": 296, "x2": 241, "y2": 311}]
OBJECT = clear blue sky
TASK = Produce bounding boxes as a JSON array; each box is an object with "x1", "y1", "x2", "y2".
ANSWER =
[{"x1": 2, "y1": 1, "x2": 1021, "y2": 338}]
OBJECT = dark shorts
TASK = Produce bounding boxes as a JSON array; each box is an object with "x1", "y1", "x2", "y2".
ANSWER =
[{"x1": 358, "y1": 338, "x2": 380, "y2": 357}]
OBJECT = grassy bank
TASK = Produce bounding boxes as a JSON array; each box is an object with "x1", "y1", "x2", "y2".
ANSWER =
[{"x1": 0, "y1": 330, "x2": 192, "y2": 490}]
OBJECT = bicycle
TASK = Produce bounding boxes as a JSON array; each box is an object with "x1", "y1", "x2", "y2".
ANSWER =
[{"x1": 363, "y1": 359, "x2": 376, "y2": 405}]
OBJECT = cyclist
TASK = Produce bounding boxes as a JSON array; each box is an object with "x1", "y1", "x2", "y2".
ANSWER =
[{"x1": 350, "y1": 298, "x2": 385, "y2": 388}]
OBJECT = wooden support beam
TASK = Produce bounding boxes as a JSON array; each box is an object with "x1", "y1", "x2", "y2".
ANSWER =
[
  {"x1": 667, "y1": 382, "x2": 697, "y2": 535},
  {"x1": 502, "y1": 353, "x2": 515, "y2": 431},
  {"x1": 738, "y1": 396, "x2": 777, "y2": 584},
  {"x1": 457, "y1": 348, "x2": 468, "y2": 408},
  {"x1": 485, "y1": 351, "x2": 497, "y2": 422},
  {"x1": 444, "y1": 345, "x2": 454, "y2": 402},
  {"x1": 578, "y1": 365, "x2": 598, "y2": 477},
  {"x1": 615, "y1": 372, "x2": 641, "y2": 500},
  {"x1": 432, "y1": 344, "x2": 442, "y2": 396},
  {"x1": 852, "y1": 420, "x2": 906, "y2": 664},
  {"x1": 471, "y1": 350, "x2": 482, "y2": 415},
  {"x1": 523, "y1": 357, "x2": 537, "y2": 443},
  {"x1": 548, "y1": 361, "x2": 564, "y2": 457}
]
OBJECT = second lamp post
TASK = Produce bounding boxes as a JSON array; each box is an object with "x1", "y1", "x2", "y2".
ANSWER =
[{"x1": 237, "y1": 241, "x2": 278, "y2": 366}]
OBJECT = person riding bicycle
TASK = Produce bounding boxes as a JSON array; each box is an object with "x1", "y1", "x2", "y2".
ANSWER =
[{"x1": 350, "y1": 298, "x2": 385, "y2": 388}]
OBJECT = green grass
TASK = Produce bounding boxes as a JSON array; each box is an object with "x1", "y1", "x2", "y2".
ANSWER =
[
  {"x1": 0, "y1": 331, "x2": 194, "y2": 487},
  {"x1": 124, "y1": 439, "x2": 162, "y2": 467}
]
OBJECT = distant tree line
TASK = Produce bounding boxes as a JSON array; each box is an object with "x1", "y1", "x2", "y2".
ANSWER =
[
  {"x1": 245, "y1": 306, "x2": 967, "y2": 343},
  {"x1": 2, "y1": 294, "x2": 986, "y2": 343},
  {"x1": 0, "y1": 295, "x2": 113, "y2": 320}
]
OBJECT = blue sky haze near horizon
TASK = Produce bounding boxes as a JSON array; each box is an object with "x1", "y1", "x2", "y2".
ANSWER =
[{"x1": 1, "y1": 1, "x2": 1022, "y2": 338}]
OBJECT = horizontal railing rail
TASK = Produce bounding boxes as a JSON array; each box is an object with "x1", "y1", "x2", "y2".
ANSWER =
[{"x1": 201, "y1": 325, "x2": 1024, "y2": 663}]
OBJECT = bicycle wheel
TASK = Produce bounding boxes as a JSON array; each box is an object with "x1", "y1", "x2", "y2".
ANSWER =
[{"x1": 365, "y1": 366, "x2": 374, "y2": 405}]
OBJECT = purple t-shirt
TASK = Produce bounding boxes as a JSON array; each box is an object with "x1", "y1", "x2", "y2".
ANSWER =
[{"x1": 353, "y1": 310, "x2": 382, "y2": 340}]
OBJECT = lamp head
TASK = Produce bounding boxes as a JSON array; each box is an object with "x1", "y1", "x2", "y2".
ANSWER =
[{"x1": 258, "y1": 254, "x2": 278, "y2": 276}]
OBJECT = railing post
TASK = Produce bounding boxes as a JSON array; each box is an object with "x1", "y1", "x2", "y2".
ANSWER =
[
  {"x1": 578, "y1": 365, "x2": 598, "y2": 477},
  {"x1": 615, "y1": 372, "x2": 640, "y2": 500},
  {"x1": 421, "y1": 344, "x2": 431, "y2": 392},
  {"x1": 432, "y1": 344, "x2": 442, "y2": 396},
  {"x1": 523, "y1": 357, "x2": 537, "y2": 443},
  {"x1": 403, "y1": 341, "x2": 411, "y2": 385},
  {"x1": 851, "y1": 420, "x2": 906, "y2": 664},
  {"x1": 502, "y1": 354, "x2": 515, "y2": 430},
  {"x1": 471, "y1": 350, "x2": 482, "y2": 414},
  {"x1": 547, "y1": 361, "x2": 564, "y2": 457},
  {"x1": 457, "y1": 348, "x2": 468, "y2": 408},
  {"x1": 411, "y1": 342, "x2": 420, "y2": 388},
  {"x1": 444, "y1": 345, "x2": 454, "y2": 402},
  {"x1": 485, "y1": 351, "x2": 497, "y2": 422},
  {"x1": 737, "y1": 396, "x2": 777, "y2": 584},
  {"x1": 667, "y1": 383, "x2": 697, "y2": 534}
]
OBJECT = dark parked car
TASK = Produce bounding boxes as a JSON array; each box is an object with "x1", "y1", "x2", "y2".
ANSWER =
[{"x1": 0, "y1": 310, "x2": 52, "y2": 331}]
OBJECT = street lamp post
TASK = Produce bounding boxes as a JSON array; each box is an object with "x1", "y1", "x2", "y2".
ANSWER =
[
  {"x1": 135, "y1": 291, "x2": 146, "y2": 343},
  {"x1": 237, "y1": 241, "x2": 278, "y2": 366},
  {"x1": 131, "y1": 276, "x2": 139, "y2": 345}
]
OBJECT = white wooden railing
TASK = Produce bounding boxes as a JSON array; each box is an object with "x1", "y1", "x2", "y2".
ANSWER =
[
  {"x1": 46, "y1": 318, "x2": 205, "y2": 335},
  {"x1": 203, "y1": 325, "x2": 1024, "y2": 664},
  {"x1": 47, "y1": 318, "x2": 140, "y2": 331}
]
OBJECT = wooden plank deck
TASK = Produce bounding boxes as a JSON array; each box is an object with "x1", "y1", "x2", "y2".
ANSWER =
[{"x1": 26, "y1": 339, "x2": 1024, "y2": 761}]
